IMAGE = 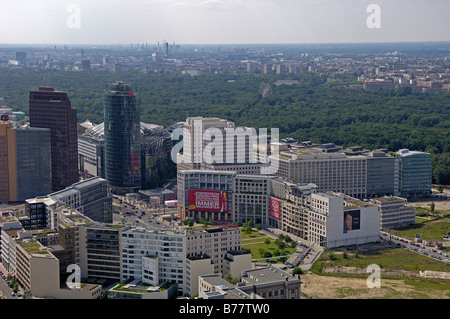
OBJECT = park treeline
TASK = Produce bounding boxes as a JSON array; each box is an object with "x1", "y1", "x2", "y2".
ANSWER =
[{"x1": 0, "y1": 68, "x2": 449, "y2": 184}]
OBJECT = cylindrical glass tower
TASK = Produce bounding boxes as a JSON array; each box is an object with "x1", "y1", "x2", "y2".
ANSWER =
[{"x1": 103, "y1": 81, "x2": 141, "y2": 194}]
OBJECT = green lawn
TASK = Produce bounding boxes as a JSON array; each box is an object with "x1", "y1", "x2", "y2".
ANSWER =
[
  {"x1": 315, "y1": 247, "x2": 450, "y2": 273},
  {"x1": 240, "y1": 229, "x2": 297, "y2": 261},
  {"x1": 388, "y1": 220, "x2": 450, "y2": 243}
]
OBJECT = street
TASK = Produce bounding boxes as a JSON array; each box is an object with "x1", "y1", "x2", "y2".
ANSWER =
[
  {"x1": 0, "y1": 263, "x2": 21, "y2": 299},
  {"x1": 380, "y1": 231, "x2": 450, "y2": 264},
  {"x1": 112, "y1": 196, "x2": 180, "y2": 229}
]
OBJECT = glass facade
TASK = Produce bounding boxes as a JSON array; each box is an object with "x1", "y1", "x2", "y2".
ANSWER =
[
  {"x1": 103, "y1": 82, "x2": 141, "y2": 194},
  {"x1": 398, "y1": 151, "x2": 432, "y2": 197},
  {"x1": 29, "y1": 86, "x2": 78, "y2": 192},
  {"x1": 15, "y1": 128, "x2": 52, "y2": 201}
]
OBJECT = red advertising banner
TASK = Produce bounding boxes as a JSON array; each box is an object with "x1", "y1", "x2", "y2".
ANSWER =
[
  {"x1": 270, "y1": 197, "x2": 281, "y2": 220},
  {"x1": 131, "y1": 151, "x2": 140, "y2": 172},
  {"x1": 188, "y1": 190, "x2": 228, "y2": 213}
]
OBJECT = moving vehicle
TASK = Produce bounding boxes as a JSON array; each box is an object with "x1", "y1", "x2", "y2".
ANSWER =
[{"x1": 164, "y1": 200, "x2": 178, "y2": 208}]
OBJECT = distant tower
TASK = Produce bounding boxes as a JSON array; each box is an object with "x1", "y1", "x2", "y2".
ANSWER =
[
  {"x1": 15, "y1": 52, "x2": 26, "y2": 66},
  {"x1": 165, "y1": 42, "x2": 169, "y2": 57},
  {"x1": 81, "y1": 59, "x2": 91, "y2": 70},
  {"x1": 103, "y1": 81, "x2": 141, "y2": 194},
  {"x1": 81, "y1": 48, "x2": 84, "y2": 59}
]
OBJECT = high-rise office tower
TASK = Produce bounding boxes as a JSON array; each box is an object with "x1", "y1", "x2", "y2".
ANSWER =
[
  {"x1": 29, "y1": 86, "x2": 78, "y2": 191},
  {"x1": 103, "y1": 81, "x2": 141, "y2": 194},
  {"x1": 0, "y1": 119, "x2": 52, "y2": 202}
]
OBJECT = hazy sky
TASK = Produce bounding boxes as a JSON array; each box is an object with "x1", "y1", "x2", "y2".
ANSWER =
[{"x1": 1, "y1": 0, "x2": 449, "y2": 44}]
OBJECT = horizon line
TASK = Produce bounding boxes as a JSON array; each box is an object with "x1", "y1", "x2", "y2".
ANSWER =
[{"x1": 1, "y1": 40, "x2": 450, "y2": 47}]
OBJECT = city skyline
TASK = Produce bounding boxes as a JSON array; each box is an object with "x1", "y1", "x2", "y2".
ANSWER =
[{"x1": 1, "y1": 0, "x2": 449, "y2": 45}]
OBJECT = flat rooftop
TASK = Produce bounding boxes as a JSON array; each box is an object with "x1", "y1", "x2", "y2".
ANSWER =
[{"x1": 242, "y1": 267, "x2": 300, "y2": 285}]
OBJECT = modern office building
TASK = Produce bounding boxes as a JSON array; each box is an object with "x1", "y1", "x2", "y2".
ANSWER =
[
  {"x1": 78, "y1": 129, "x2": 105, "y2": 178},
  {"x1": 22, "y1": 177, "x2": 112, "y2": 229},
  {"x1": 49, "y1": 177, "x2": 113, "y2": 223},
  {"x1": 268, "y1": 181, "x2": 380, "y2": 248},
  {"x1": 0, "y1": 213, "x2": 23, "y2": 266},
  {"x1": 0, "y1": 120, "x2": 14, "y2": 202},
  {"x1": 12, "y1": 126, "x2": 53, "y2": 201},
  {"x1": 78, "y1": 223, "x2": 124, "y2": 283},
  {"x1": 21, "y1": 197, "x2": 50, "y2": 230},
  {"x1": 103, "y1": 81, "x2": 141, "y2": 194},
  {"x1": 121, "y1": 226, "x2": 186, "y2": 293},
  {"x1": 276, "y1": 150, "x2": 367, "y2": 198},
  {"x1": 177, "y1": 169, "x2": 235, "y2": 221},
  {"x1": 232, "y1": 175, "x2": 274, "y2": 225},
  {"x1": 120, "y1": 224, "x2": 250, "y2": 297},
  {"x1": 78, "y1": 121, "x2": 173, "y2": 188},
  {"x1": 177, "y1": 117, "x2": 234, "y2": 171},
  {"x1": 29, "y1": 86, "x2": 78, "y2": 192},
  {"x1": 11, "y1": 234, "x2": 102, "y2": 299},
  {"x1": 366, "y1": 150, "x2": 397, "y2": 197},
  {"x1": 177, "y1": 117, "x2": 256, "y2": 171},
  {"x1": 370, "y1": 196, "x2": 415, "y2": 229},
  {"x1": 396, "y1": 149, "x2": 432, "y2": 197},
  {"x1": 185, "y1": 226, "x2": 251, "y2": 297},
  {"x1": 0, "y1": 121, "x2": 52, "y2": 203},
  {"x1": 273, "y1": 145, "x2": 431, "y2": 199}
]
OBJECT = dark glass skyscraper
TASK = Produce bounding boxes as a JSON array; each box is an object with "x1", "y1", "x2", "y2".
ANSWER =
[
  {"x1": 29, "y1": 86, "x2": 78, "y2": 191},
  {"x1": 103, "y1": 81, "x2": 141, "y2": 194}
]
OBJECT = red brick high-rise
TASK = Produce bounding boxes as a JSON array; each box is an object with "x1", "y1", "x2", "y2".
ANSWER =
[{"x1": 29, "y1": 86, "x2": 78, "y2": 191}]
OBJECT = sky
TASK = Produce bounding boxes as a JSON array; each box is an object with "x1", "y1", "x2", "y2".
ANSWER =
[{"x1": 0, "y1": 0, "x2": 449, "y2": 45}]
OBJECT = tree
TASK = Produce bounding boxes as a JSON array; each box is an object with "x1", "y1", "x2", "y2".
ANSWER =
[
  {"x1": 256, "y1": 224, "x2": 263, "y2": 231},
  {"x1": 264, "y1": 238, "x2": 271, "y2": 245},
  {"x1": 342, "y1": 249, "x2": 348, "y2": 259},
  {"x1": 292, "y1": 267, "x2": 304, "y2": 275},
  {"x1": 258, "y1": 248, "x2": 266, "y2": 257},
  {"x1": 263, "y1": 251, "x2": 273, "y2": 259},
  {"x1": 188, "y1": 219, "x2": 194, "y2": 227},
  {"x1": 438, "y1": 184, "x2": 443, "y2": 193},
  {"x1": 247, "y1": 219, "x2": 254, "y2": 228},
  {"x1": 209, "y1": 218, "x2": 214, "y2": 225},
  {"x1": 224, "y1": 272, "x2": 233, "y2": 283},
  {"x1": 430, "y1": 202, "x2": 435, "y2": 213}
]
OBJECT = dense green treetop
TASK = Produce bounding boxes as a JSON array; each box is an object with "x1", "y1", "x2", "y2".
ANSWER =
[{"x1": 0, "y1": 68, "x2": 449, "y2": 184}]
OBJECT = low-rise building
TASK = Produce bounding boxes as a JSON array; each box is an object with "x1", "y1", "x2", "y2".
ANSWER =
[
  {"x1": 198, "y1": 266, "x2": 302, "y2": 299},
  {"x1": 370, "y1": 196, "x2": 415, "y2": 229}
]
